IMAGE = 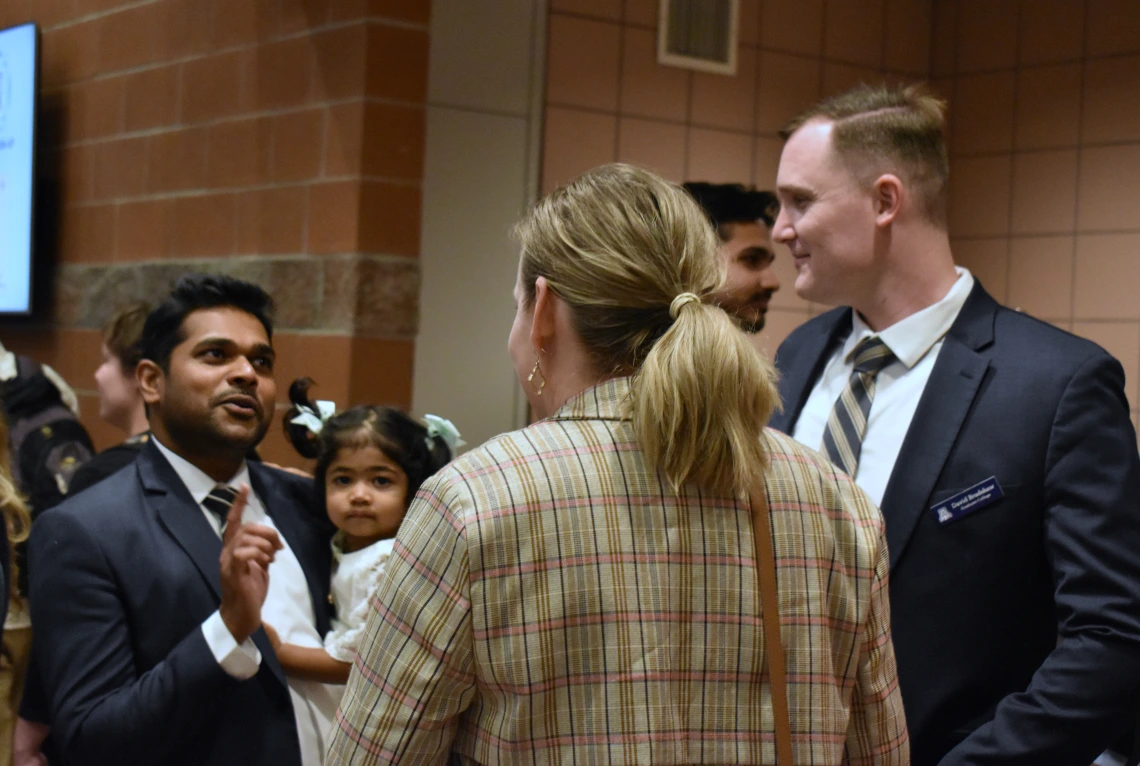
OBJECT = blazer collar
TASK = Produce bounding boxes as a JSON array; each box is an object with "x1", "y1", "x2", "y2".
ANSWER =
[
  {"x1": 776, "y1": 280, "x2": 998, "y2": 432},
  {"x1": 878, "y1": 280, "x2": 999, "y2": 568},
  {"x1": 550, "y1": 377, "x2": 632, "y2": 422},
  {"x1": 945, "y1": 279, "x2": 998, "y2": 352},
  {"x1": 138, "y1": 442, "x2": 293, "y2": 686}
]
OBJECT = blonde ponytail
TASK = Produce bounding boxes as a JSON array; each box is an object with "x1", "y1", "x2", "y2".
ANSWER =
[
  {"x1": 515, "y1": 163, "x2": 780, "y2": 498},
  {"x1": 633, "y1": 298, "x2": 778, "y2": 497}
]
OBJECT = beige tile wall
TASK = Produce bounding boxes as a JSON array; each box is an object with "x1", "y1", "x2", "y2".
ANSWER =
[
  {"x1": 541, "y1": 0, "x2": 1140, "y2": 437},
  {"x1": 414, "y1": 0, "x2": 548, "y2": 449},
  {"x1": 935, "y1": 0, "x2": 1140, "y2": 426},
  {"x1": 0, "y1": 0, "x2": 431, "y2": 462},
  {"x1": 541, "y1": 0, "x2": 932, "y2": 358}
]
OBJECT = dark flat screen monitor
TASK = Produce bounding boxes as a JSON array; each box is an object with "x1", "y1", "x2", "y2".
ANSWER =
[{"x1": 0, "y1": 22, "x2": 38, "y2": 316}]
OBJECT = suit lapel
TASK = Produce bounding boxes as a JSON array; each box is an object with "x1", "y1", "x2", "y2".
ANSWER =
[
  {"x1": 142, "y1": 444, "x2": 225, "y2": 600},
  {"x1": 879, "y1": 339, "x2": 989, "y2": 567},
  {"x1": 143, "y1": 445, "x2": 289, "y2": 687},
  {"x1": 771, "y1": 307, "x2": 851, "y2": 434},
  {"x1": 879, "y1": 282, "x2": 998, "y2": 568}
]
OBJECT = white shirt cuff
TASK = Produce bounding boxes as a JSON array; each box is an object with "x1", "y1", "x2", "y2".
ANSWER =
[{"x1": 201, "y1": 611, "x2": 261, "y2": 680}]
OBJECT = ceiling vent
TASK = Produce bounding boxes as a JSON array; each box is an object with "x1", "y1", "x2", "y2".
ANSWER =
[{"x1": 657, "y1": 0, "x2": 739, "y2": 75}]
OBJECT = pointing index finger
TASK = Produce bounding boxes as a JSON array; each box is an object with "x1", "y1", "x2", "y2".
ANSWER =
[{"x1": 222, "y1": 484, "x2": 251, "y2": 544}]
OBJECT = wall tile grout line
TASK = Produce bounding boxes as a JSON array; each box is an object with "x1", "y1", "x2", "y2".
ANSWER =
[
  {"x1": 41, "y1": 0, "x2": 165, "y2": 33},
  {"x1": 1002, "y1": 0, "x2": 1024, "y2": 306},
  {"x1": 59, "y1": 174, "x2": 424, "y2": 208},
  {"x1": 1070, "y1": 0, "x2": 1089, "y2": 327},
  {"x1": 878, "y1": 0, "x2": 889, "y2": 74},
  {"x1": 751, "y1": 2, "x2": 765, "y2": 188},
  {"x1": 951, "y1": 228, "x2": 1140, "y2": 241},
  {"x1": 40, "y1": 19, "x2": 427, "y2": 104},
  {"x1": 57, "y1": 251, "x2": 422, "y2": 267},
  {"x1": 614, "y1": 17, "x2": 627, "y2": 169},
  {"x1": 45, "y1": 6, "x2": 428, "y2": 37},
  {"x1": 52, "y1": 98, "x2": 428, "y2": 154},
  {"x1": 949, "y1": 137, "x2": 1140, "y2": 160}
]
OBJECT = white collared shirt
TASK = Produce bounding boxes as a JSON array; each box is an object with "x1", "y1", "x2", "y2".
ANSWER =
[
  {"x1": 792, "y1": 268, "x2": 975, "y2": 506},
  {"x1": 151, "y1": 438, "x2": 341, "y2": 765}
]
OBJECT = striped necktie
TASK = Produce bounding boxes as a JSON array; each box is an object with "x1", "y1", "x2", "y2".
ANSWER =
[
  {"x1": 202, "y1": 485, "x2": 240, "y2": 537},
  {"x1": 821, "y1": 336, "x2": 897, "y2": 477}
]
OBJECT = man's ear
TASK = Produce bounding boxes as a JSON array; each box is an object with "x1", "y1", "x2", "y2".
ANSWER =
[
  {"x1": 529, "y1": 276, "x2": 557, "y2": 353},
  {"x1": 137, "y1": 360, "x2": 164, "y2": 408},
  {"x1": 873, "y1": 174, "x2": 903, "y2": 227}
]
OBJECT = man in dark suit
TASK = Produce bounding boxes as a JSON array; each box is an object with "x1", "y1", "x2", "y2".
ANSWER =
[
  {"x1": 27, "y1": 274, "x2": 334, "y2": 766},
  {"x1": 768, "y1": 83, "x2": 1140, "y2": 765}
]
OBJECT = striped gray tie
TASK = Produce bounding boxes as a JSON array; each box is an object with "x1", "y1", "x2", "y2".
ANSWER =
[
  {"x1": 202, "y1": 485, "x2": 239, "y2": 537},
  {"x1": 821, "y1": 337, "x2": 897, "y2": 477}
]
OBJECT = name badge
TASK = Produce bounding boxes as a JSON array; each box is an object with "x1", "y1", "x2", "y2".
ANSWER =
[{"x1": 930, "y1": 476, "x2": 1004, "y2": 525}]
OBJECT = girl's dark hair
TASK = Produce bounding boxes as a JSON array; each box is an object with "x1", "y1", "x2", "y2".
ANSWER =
[{"x1": 283, "y1": 378, "x2": 453, "y2": 508}]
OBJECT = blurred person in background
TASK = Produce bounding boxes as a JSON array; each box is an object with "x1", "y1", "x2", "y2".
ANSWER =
[
  {"x1": 682, "y1": 182, "x2": 780, "y2": 333},
  {"x1": 69, "y1": 302, "x2": 153, "y2": 494},
  {"x1": 0, "y1": 411, "x2": 32, "y2": 765},
  {"x1": 0, "y1": 342, "x2": 93, "y2": 518},
  {"x1": 15, "y1": 302, "x2": 152, "y2": 766}
]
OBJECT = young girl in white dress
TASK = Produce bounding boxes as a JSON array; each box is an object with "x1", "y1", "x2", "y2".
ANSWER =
[{"x1": 265, "y1": 378, "x2": 461, "y2": 685}]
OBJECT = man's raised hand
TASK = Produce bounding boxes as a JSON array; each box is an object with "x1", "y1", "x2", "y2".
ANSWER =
[{"x1": 219, "y1": 485, "x2": 283, "y2": 643}]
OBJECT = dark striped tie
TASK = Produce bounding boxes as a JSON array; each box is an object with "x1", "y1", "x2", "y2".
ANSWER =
[
  {"x1": 821, "y1": 337, "x2": 897, "y2": 477},
  {"x1": 202, "y1": 485, "x2": 240, "y2": 537}
]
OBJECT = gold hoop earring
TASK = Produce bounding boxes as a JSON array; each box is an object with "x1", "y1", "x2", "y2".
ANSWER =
[{"x1": 528, "y1": 359, "x2": 546, "y2": 396}]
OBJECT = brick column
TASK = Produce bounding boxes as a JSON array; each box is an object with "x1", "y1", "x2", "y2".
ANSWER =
[{"x1": 0, "y1": 0, "x2": 431, "y2": 463}]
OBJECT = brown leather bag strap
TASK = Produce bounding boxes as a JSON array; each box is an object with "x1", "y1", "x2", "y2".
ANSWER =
[{"x1": 752, "y1": 473, "x2": 793, "y2": 763}]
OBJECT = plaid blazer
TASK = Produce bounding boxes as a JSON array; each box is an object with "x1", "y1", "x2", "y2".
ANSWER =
[{"x1": 327, "y1": 378, "x2": 908, "y2": 765}]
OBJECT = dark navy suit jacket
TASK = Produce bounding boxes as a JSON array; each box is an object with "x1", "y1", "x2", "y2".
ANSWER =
[
  {"x1": 770, "y1": 282, "x2": 1140, "y2": 766},
  {"x1": 28, "y1": 441, "x2": 332, "y2": 766}
]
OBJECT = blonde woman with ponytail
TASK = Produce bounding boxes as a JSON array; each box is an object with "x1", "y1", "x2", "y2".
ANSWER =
[{"x1": 328, "y1": 165, "x2": 908, "y2": 765}]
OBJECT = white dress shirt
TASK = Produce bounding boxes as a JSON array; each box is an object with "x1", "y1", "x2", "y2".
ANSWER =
[
  {"x1": 152, "y1": 438, "x2": 342, "y2": 766},
  {"x1": 792, "y1": 268, "x2": 975, "y2": 506}
]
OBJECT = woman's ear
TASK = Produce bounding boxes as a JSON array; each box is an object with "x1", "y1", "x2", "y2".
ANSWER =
[
  {"x1": 529, "y1": 276, "x2": 557, "y2": 352},
  {"x1": 873, "y1": 174, "x2": 903, "y2": 227},
  {"x1": 136, "y1": 360, "x2": 164, "y2": 407}
]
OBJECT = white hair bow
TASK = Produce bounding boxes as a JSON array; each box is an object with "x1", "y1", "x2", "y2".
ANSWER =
[
  {"x1": 290, "y1": 400, "x2": 337, "y2": 436},
  {"x1": 424, "y1": 414, "x2": 465, "y2": 453}
]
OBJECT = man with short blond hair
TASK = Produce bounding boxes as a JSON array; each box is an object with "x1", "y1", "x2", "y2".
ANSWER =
[{"x1": 770, "y1": 83, "x2": 1140, "y2": 765}]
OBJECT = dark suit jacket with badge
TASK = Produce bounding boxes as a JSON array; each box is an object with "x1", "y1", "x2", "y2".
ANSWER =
[
  {"x1": 770, "y1": 281, "x2": 1140, "y2": 766},
  {"x1": 27, "y1": 440, "x2": 333, "y2": 766}
]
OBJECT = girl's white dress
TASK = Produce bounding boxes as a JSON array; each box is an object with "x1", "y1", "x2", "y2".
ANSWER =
[{"x1": 324, "y1": 534, "x2": 396, "y2": 662}]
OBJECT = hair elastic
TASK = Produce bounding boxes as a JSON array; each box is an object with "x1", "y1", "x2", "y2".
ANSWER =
[{"x1": 669, "y1": 292, "x2": 701, "y2": 319}]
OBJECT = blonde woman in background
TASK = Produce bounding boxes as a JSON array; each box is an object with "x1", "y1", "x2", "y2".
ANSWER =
[
  {"x1": 327, "y1": 164, "x2": 908, "y2": 765},
  {"x1": 0, "y1": 412, "x2": 32, "y2": 766}
]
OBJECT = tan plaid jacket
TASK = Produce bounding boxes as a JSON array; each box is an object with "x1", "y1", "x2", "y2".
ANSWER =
[{"x1": 327, "y1": 378, "x2": 908, "y2": 765}]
